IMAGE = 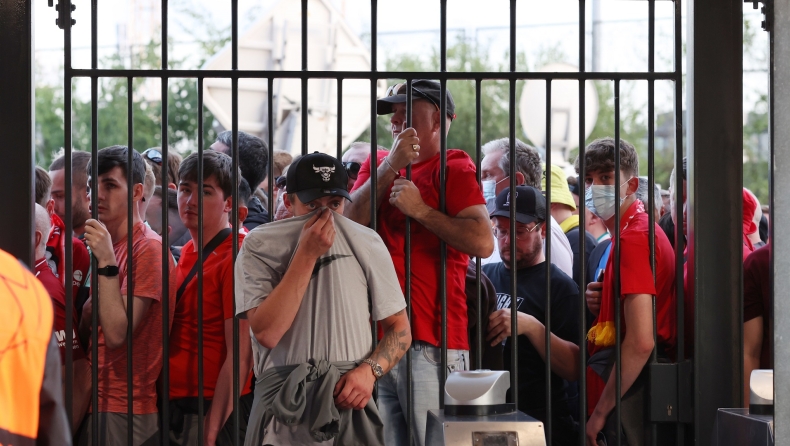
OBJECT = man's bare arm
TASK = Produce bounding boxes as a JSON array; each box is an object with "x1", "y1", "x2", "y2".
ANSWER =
[
  {"x1": 744, "y1": 316, "x2": 764, "y2": 407},
  {"x1": 369, "y1": 309, "x2": 412, "y2": 373},
  {"x1": 590, "y1": 294, "x2": 654, "y2": 419},
  {"x1": 333, "y1": 309, "x2": 411, "y2": 411},
  {"x1": 205, "y1": 318, "x2": 253, "y2": 445},
  {"x1": 408, "y1": 202, "x2": 494, "y2": 258},
  {"x1": 344, "y1": 162, "x2": 400, "y2": 226},
  {"x1": 67, "y1": 358, "x2": 92, "y2": 433},
  {"x1": 519, "y1": 313, "x2": 581, "y2": 381}
]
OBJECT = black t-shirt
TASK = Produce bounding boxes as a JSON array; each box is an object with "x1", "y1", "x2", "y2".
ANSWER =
[
  {"x1": 482, "y1": 261, "x2": 580, "y2": 419},
  {"x1": 565, "y1": 227, "x2": 597, "y2": 287}
]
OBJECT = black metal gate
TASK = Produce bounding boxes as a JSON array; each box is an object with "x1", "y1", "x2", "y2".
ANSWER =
[{"x1": 0, "y1": 0, "x2": 756, "y2": 444}]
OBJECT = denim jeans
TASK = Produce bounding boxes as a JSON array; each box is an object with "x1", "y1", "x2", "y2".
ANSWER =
[{"x1": 377, "y1": 341, "x2": 468, "y2": 446}]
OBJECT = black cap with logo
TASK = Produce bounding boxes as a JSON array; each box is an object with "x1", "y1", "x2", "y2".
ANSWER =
[
  {"x1": 489, "y1": 186, "x2": 547, "y2": 224},
  {"x1": 376, "y1": 79, "x2": 457, "y2": 121},
  {"x1": 286, "y1": 152, "x2": 353, "y2": 204}
]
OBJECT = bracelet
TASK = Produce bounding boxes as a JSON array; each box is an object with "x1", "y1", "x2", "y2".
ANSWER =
[{"x1": 383, "y1": 157, "x2": 400, "y2": 177}]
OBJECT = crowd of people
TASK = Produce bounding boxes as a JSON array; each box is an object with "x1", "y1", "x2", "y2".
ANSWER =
[{"x1": 11, "y1": 79, "x2": 772, "y2": 446}]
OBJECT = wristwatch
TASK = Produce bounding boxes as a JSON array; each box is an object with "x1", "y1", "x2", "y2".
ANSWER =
[
  {"x1": 96, "y1": 265, "x2": 120, "y2": 277},
  {"x1": 362, "y1": 359, "x2": 383, "y2": 380}
]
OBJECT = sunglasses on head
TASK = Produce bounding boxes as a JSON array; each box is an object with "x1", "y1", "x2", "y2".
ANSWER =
[
  {"x1": 142, "y1": 148, "x2": 162, "y2": 165},
  {"x1": 343, "y1": 161, "x2": 361, "y2": 179},
  {"x1": 275, "y1": 176, "x2": 287, "y2": 189},
  {"x1": 384, "y1": 82, "x2": 441, "y2": 112}
]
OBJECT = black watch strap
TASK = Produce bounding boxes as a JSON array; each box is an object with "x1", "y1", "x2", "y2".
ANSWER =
[{"x1": 96, "y1": 265, "x2": 120, "y2": 277}]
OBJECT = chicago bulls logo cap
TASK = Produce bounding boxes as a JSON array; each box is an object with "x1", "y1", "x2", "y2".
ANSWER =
[{"x1": 286, "y1": 152, "x2": 352, "y2": 204}]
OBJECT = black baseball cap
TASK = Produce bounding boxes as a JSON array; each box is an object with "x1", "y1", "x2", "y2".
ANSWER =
[
  {"x1": 286, "y1": 152, "x2": 352, "y2": 204},
  {"x1": 489, "y1": 186, "x2": 547, "y2": 224},
  {"x1": 377, "y1": 79, "x2": 457, "y2": 120}
]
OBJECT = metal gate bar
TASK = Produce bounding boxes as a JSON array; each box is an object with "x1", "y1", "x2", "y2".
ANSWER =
[{"x1": 126, "y1": 76, "x2": 136, "y2": 446}]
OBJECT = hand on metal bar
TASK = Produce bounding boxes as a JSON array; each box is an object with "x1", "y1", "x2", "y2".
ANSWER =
[{"x1": 388, "y1": 127, "x2": 420, "y2": 170}]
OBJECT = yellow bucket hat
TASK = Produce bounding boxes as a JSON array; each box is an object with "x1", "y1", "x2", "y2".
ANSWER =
[{"x1": 540, "y1": 163, "x2": 577, "y2": 211}]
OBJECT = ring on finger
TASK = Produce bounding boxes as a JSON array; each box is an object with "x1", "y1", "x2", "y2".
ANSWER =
[{"x1": 412, "y1": 144, "x2": 420, "y2": 151}]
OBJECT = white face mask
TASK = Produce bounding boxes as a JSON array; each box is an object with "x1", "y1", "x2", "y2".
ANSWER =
[
  {"x1": 585, "y1": 179, "x2": 632, "y2": 221},
  {"x1": 482, "y1": 176, "x2": 510, "y2": 201}
]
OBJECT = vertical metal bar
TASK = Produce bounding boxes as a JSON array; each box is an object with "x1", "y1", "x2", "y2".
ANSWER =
[
  {"x1": 508, "y1": 0, "x2": 518, "y2": 409},
  {"x1": 544, "y1": 79, "x2": 552, "y2": 446},
  {"x1": 578, "y1": 2, "x2": 588, "y2": 441},
  {"x1": 126, "y1": 77, "x2": 135, "y2": 446},
  {"x1": 369, "y1": 0, "x2": 379, "y2": 363},
  {"x1": 63, "y1": 4, "x2": 75, "y2": 428},
  {"x1": 301, "y1": 0, "x2": 308, "y2": 156},
  {"x1": 405, "y1": 78, "x2": 414, "y2": 446},
  {"x1": 674, "y1": 0, "x2": 685, "y2": 367},
  {"x1": 673, "y1": 9, "x2": 686, "y2": 444},
  {"x1": 159, "y1": 0, "x2": 171, "y2": 437},
  {"x1": 768, "y1": 2, "x2": 790, "y2": 443},
  {"x1": 160, "y1": 0, "x2": 168, "y2": 66},
  {"x1": 337, "y1": 79, "x2": 343, "y2": 159},
  {"x1": 90, "y1": 4, "x2": 99, "y2": 443},
  {"x1": 647, "y1": 0, "x2": 657, "y2": 362},
  {"x1": 474, "y1": 79, "x2": 483, "y2": 371},
  {"x1": 89, "y1": 73, "x2": 99, "y2": 446},
  {"x1": 613, "y1": 79, "x2": 622, "y2": 446},
  {"x1": 369, "y1": 0, "x2": 377, "y2": 231},
  {"x1": 0, "y1": 0, "x2": 34, "y2": 265},
  {"x1": 647, "y1": 3, "x2": 659, "y2": 445},
  {"x1": 439, "y1": 0, "x2": 449, "y2": 408},
  {"x1": 688, "y1": 0, "x2": 745, "y2": 440},
  {"x1": 160, "y1": 75, "x2": 171, "y2": 444},
  {"x1": 231, "y1": 2, "x2": 241, "y2": 443},
  {"x1": 268, "y1": 77, "x2": 275, "y2": 219},
  {"x1": 231, "y1": 79, "x2": 241, "y2": 446},
  {"x1": 197, "y1": 76, "x2": 206, "y2": 446},
  {"x1": 674, "y1": 2, "x2": 685, "y2": 443}
]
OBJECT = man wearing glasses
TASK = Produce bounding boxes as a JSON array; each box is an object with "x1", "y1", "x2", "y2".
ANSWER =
[
  {"x1": 483, "y1": 186, "x2": 581, "y2": 446},
  {"x1": 344, "y1": 80, "x2": 494, "y2": 446}
]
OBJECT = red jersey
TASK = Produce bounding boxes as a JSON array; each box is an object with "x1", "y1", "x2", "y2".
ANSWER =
[
  {"x1": 353, "y1": 150, "x2": 486, "y2": 350},
  {"x1": 169, "y1": 233, "x2": 252, "y2": 399},
  {"x1": 46, "y1": 213, "x2": 90, "y2": 311},
  {"x1": 743, "y1": 244, "x2": 771, "y2": 369},
  {"x1": 34, "y1": 258, "x2": 84, "y2": 364},
  {"x1": 586, "y1": 200, "x2": 676, "y2": 415},
  {"x1": 90, "y1": 222, "x2": 177, "y2": 414}
]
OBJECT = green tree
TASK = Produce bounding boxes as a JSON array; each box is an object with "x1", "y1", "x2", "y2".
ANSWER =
[{"x1": 36, "y1": 37, "x2": 218, "y2": 168}]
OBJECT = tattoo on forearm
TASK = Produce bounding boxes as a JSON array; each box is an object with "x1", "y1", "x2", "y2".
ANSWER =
[{"x1": 372, "y1": 310, "x2": 409, "y2": 368}]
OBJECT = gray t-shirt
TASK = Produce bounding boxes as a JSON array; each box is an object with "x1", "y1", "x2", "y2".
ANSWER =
[{"x1": 235, "y1": 210, "x2": 406, "y2": 378}]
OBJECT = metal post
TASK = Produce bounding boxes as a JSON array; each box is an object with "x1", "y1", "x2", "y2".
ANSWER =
[
  {"x1": 687, "y1": 0, "x2": 743, "y2": 443},
  {"x1": 772, "y1": 0, "x2": 790, "y2": 442},
  {"x1": 0, "y1": 0, "x2": 34, "y2": 265}
]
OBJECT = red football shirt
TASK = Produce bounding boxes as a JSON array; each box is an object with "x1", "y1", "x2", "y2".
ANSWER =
[
  {"x1": 46, "y1": 213, "x2": 90, "y2": 314},
  {"x1": 169, "y1": 233, "x2": 252, "y2": 399},
  {"x1": 89, "y1": 222, "x2": 177, "y2": 414},
  {"x1": 586, "y1": 200, "x2": 677, "y2": 415},
  {"x1": 34, "y1": 258, "x2": 84, "y2": 364},
  {"x1": 353, "y1": 150, "x2": 486, "y2": 350}
]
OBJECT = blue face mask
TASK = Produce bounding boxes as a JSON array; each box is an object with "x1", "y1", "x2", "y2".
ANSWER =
[
  {"x1": 585, "y1": 179, "x2": 632, "y2": 221},
  {"x1": 482, "y1": 176, "x2": 510, "y2": 201},
  {"x1": 482, "y1": 180, "x2": 497, "y2": 201}
]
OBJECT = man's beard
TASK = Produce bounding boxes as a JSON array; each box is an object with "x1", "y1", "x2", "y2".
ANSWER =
[
  {"x1": 501, "y1": 236, "x2": 543, "y2": 269},
  {"x1": 72, "y1": 202, "x2": 90, "y2": 229}
]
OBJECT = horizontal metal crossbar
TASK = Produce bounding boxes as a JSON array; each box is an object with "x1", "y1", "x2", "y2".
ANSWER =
[{"x1": 67, "y1": 68, "x2": 680, "y2": 81}]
